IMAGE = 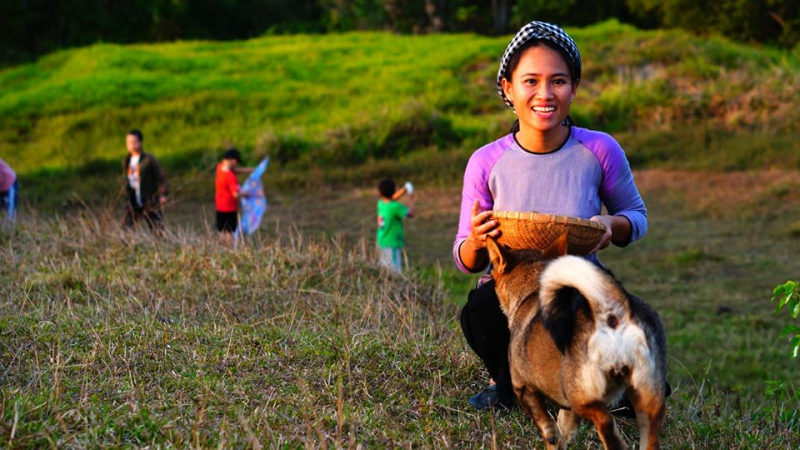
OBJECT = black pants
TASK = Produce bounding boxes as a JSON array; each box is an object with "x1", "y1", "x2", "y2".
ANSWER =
[
  {"x1": 216, "y1": 211, "x2": 238, "y2": 233},
  {"x1": 123, "y1": 200, "x2": 163, "y2": 231},
  {"x1": 459, "y1": 279, "x2": 515, "y2": 406}
]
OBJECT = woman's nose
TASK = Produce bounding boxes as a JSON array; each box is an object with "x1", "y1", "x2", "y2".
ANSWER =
[{"x1": 535, "y1": 84, "x2": 554, "y2": 99}]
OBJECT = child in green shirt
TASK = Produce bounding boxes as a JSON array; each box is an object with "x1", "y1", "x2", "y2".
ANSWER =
[{"x1": 376, "y1": 178, "x2": 415, "y2": 273}]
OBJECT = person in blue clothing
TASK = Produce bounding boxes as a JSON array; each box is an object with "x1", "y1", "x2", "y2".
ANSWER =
[
  {"x1": 376, "y1": 178, "x2": 416, "y2": 273},
  {"x1": 0, "y1": 158, "x2": 18, "y2": 221}
]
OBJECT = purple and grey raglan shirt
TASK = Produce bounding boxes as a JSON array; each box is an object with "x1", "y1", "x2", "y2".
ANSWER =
[{"x1": 453, "y1": 127, "x2": 647, "y2": 274}]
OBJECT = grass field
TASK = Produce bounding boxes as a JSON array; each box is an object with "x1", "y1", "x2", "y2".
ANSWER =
[
  {"x1": 2, "y1": 168, "x2": 800, "y2": 448},
  {"x1": 2, "y1": 19, "x2": 800, "y2": 448}
]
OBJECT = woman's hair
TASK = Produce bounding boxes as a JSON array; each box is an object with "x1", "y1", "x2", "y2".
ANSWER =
[{"x1": 504, "y1": 39, "x2": 579, "y2": 85}]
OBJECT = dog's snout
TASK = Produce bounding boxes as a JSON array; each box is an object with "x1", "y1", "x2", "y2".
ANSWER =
[{"x1": 607, "y1": 314, "x2": 618, "y2": 328}]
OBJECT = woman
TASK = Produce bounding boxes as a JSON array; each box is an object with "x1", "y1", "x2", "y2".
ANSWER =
[{"x1": 454, "y1": 21, "x2": 648, "y2": 410}]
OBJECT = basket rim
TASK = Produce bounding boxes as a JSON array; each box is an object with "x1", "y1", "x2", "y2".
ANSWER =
[{"x1": 490, "y1": 210, "x2": 607, "y2": 233}]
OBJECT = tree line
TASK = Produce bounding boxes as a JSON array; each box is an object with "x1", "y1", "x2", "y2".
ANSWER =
[{"x1": 2, "y1": 0, "x2": 797, "y2": 64}]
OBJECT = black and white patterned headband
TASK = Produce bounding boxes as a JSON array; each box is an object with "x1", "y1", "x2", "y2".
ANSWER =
[{"x1": 496, "y1": 21, "x2": 582, "y2": 109}]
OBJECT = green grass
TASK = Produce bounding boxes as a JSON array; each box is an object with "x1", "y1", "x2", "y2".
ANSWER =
[
  {"x1": 0, "y1": 33, "x2": 504, "y2": 176},
  {"x1": 3, "y1": 20, "x2": 800, "y2": 204},
  {"x1": 2, "y1": 170, "x2": 800, "y2": 447}
]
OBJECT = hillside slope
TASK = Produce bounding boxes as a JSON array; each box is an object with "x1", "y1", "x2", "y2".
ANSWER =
[{"x1": 1, "y1": 20, "x2": 798, "y2": 194}]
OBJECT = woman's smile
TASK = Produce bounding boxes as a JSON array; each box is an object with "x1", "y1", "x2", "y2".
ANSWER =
[{"x1": 531, "y1": 105, "x2": 557, "y2": 119}]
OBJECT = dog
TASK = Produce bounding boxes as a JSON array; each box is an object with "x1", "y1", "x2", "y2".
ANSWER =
[{"x1": 485, "y1": 233, "x2": 667, "y2": 450}]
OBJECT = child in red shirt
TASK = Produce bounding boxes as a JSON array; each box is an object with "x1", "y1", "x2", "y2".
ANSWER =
[{"x1": 215, "y1": 148, "x2": 252, "y2": 242}]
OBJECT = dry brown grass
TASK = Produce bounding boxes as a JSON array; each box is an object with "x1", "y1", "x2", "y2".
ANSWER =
[
  {"x1": 2, "y1": 169, "x2": 799, "y2": 447},
  {"x1": 634, "y1": 169, "x2": 800, "y2": 219},
  {"x1": 210, "y1": 169, "x2": 800, "y2": 267}
]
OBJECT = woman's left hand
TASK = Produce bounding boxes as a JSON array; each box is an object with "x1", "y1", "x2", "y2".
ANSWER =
[{"x1": 588, "y1": 215, "x2": 614, "y2": 254}]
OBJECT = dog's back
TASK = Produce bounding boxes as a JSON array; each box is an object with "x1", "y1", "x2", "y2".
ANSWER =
[
  {"x1": 538, "y1": 256, "x2": 667, "y2": 413},
  {"x1": 487, "y1": 237, "x2": 667, "y2": 450}
]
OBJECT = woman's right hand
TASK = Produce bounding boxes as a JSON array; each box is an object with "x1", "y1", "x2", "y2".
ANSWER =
[
  {"x1": 465, "y1": 199, "x2": 500, "y2": 249},
  {"x1": 458, "y1": 200, "x2": 500, "y2": 272}
]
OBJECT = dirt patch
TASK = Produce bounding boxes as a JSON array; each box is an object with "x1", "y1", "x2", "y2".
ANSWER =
[
  {"x1": 635, "y1": 169, "x2": 800, "y2": 219},
  {"x1": 160, "y1": 169, "x2": 800, "y2": 267}
]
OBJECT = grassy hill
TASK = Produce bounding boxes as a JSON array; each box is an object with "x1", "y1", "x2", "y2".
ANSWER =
[
  {"x1": 2, "y1": 21, "x2": 800, "y2": 447},
  {"x1": 0, "y1": 31, "x2": 501, "y2": 184},
  {"x1": 2, "y1": 20, "x2": 799, "y2": 203}
]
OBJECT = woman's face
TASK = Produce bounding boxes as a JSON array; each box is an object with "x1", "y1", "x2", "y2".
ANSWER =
[{"x1": 502, "y1": 45, "x2": 578, "y2": 136}]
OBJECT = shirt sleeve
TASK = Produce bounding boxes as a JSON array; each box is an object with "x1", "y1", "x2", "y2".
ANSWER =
[
  {"x1": 397, "y1": 202, "x2": 409, "y2": 219},
  {"x1": 150, "y1": 155, "x2": 168, "y2": 196},
  {"x1": 228, "y1": 173, "x2": 240, "y2": 197},
  {"x1": 592, "y1": 136, "x2": 648, "y2": 245},
  {"x1": 453, "y1": 150, "x2": 496, "y2": 274}
]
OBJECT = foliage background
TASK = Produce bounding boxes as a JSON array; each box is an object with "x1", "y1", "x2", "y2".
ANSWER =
[
  {"x1": 2, "y1": 0, "x2": 798, "y2": 65},
  {"x1": 2, "y1": 21, "x2": 798, "y2": 209}
]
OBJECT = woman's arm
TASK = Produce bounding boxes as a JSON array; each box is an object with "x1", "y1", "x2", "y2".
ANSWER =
[
  {"x1": 453, "y1": 144, "x2": 505, "y2": 274},
  {"x1": 588, "y1": 214, "x2": 632, "y2": 253},
  {"x1": 585, "y1": 131, "x2": 647, "y2": 249},
  {"x1": 457, "y1": 200, "x2": 500, "y2": 272}
]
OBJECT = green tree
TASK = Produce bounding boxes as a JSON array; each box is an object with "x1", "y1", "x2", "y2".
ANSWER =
[
  {"x1": 626, "y1": 0, "x2": 799, "y2": 48},
  {"x1": 0, "y1": 0, "x2": 324, "y2": 64},
  {"x1": 512, "y1": 0, "x2": 631, "y2": 28}
]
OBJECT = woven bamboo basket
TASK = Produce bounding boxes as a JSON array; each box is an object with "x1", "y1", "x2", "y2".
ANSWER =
[{"x1": 490, "y1": 210, "x2": 607, "y2": 255}]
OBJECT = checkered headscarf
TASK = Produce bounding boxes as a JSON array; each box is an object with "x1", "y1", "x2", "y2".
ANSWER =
[{"x1": 497, "y1": 21, "x2": 582, "y2": 110}]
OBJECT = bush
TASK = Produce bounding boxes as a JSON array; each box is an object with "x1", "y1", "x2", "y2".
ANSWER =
[{"x1": 771, "y1": 280, "x2": 800, "y2": 358}]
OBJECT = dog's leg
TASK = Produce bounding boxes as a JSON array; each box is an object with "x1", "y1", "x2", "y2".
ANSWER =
[
  {"x1": 556, "y1": 409, "x2": 579, "y2": 445},
  {"x1": 516, "y1": 386, "x2": 565, "y2": 450},
  {"x1": 629, "y1": 388, "x2": 665, "y2": 450},
  {"x1": 573, "y1": 402, "x2": 628, "y2": 450}
]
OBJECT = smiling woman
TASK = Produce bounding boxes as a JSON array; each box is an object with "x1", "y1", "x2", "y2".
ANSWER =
[{"x1": 452, "y1": 21, "x2": 649, "y2": 411}]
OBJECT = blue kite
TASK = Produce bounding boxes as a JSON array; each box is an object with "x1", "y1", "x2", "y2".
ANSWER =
[{"x1": 239, "y1": 158, "x2": 269, "y2": 236}]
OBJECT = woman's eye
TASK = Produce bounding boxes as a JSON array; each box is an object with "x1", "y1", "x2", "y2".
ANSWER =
[
  {"x1": 553, "y1": 79, "x2": 567, "y2": 85},
  {"x1": 524, "y1": 79, "x2": 537, "y2": 85}
]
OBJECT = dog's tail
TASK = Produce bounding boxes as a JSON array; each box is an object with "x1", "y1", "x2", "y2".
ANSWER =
[
  {"x1": 539, "y1": 255, "x2": 653, "y2": 382},
  {"x1": 539, "y1": 255, "x2": 631, "y2": 342}
]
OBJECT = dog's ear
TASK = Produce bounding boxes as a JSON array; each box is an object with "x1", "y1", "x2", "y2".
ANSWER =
[
  {"x1": 486, "y1": 237, "x2": 508, "y2": 275},
  {"x1": 542, "y1": 231, "x2": 569, "y2": 260}
]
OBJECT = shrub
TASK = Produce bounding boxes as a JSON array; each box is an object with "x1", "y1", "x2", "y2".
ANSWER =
[{"x1": 771, "y1": 280, "x2": 800, "y2": 358}]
